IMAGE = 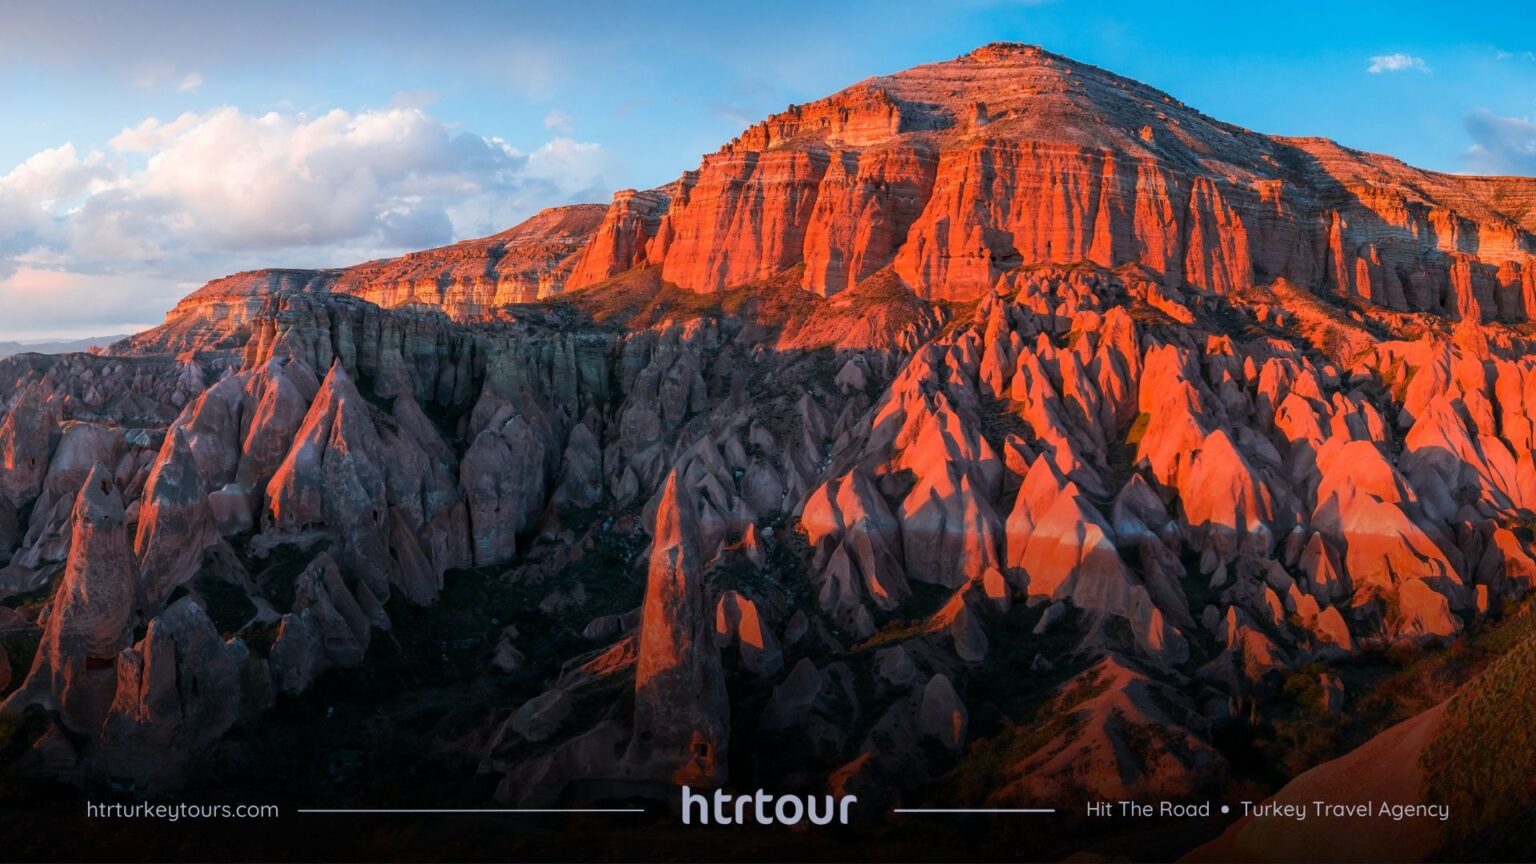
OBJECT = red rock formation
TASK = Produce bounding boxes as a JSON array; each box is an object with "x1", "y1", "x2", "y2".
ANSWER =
[
  {"x1": 0, "y1": 382, "x2": 55, "y2": 509},
  {"x1": 2, "y1": 464, "x2": 135, "y2": 736},
  {"x1": 530, "y1": 44, "x2": 1522, "y2": 319},
  {"x1": 266, "y1": 362, "x2": 391, "y2": 595},
  {"x1": 566, "y1": 189, "x2": 669, "y2": 288},
  {"x1": 157, "y1": 205, "x2": 606, "y2": 333},
  {"x1": 802, "y1": 469, "x2": 909, "y2": 633},
  {"x1": 329, "y1": 204, "x2": 607, "y2": 312},
  {"x1": 626, "y1": 472, "x2": 729, "y2": 786},
  {"x1": 139, "y1": 44, "x2": 1536, "y2": 346},
  {"x1": 16, "y1": 43, "x2": 1536, "y2": 847},
  {"x1": 714, "y1": 590, "x2": 783, "y2": 677},
  {"x1": 655, "y1": 149, "x2": 831, "y2": 292},
  {"x1": 987, "y1": 656, "x2": 1221, "y2": 803},
  {"x1": 97, "y1": 597, "x2": 250, "y2": 788},
  {"x1": 134, "y1": 427, "x2": 214, "y2": 607},
  {"x1": 236, "y1": 358, "x2": 319, "y2": 496},
  {"x1": 461, "y1": 405, "x2": 546, "y2": 567},
  {"x1": 268, "y1": 552, "x2": 378, "y2": 693}
]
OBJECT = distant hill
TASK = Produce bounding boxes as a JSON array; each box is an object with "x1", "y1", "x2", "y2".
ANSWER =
[{"x1": 0, "y1": 334, "x2": 128, "y2": 357}]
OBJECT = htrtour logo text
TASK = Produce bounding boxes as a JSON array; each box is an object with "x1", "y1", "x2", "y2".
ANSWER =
[{"x1": 681, "y1": 786, "x2": 858, "y2": 826}]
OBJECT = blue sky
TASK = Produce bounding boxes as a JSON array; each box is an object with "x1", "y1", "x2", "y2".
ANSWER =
[{"x1": 0, "y1": 0, "x2": 1532, "y2": 339}]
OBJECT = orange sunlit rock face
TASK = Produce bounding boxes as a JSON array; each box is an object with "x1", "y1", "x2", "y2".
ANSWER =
[
  {"x1": 4, "y1": 41, "x2": 1536, "y2": 862},
  {"x1": 153, "y1": 44, "x2": 1536, "y2": 345},
  {"x1": 3, "y1": 464, "x2": 135, "y2": 738},
  {"x1": 628, "y1": 472, "x2": 729, "y2": 786},
  {"x1": 574, "y1": 44, "x2": 1536, "y2": 310}
]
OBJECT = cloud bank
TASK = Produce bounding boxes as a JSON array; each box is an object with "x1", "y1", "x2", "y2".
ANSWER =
[
  {"x1": 1464, "y1": 109, "x2": 1536, "y2": 175},
  {"x1": 0, "y1": 105, "x2": 609, "y2": 336}
]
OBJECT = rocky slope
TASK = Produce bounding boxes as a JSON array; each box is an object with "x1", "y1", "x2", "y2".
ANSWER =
[
  {"x1": 1192, "y1": 604, "x2": 1536, "y2": 863},
  {"x1": 3, "y1": 42, "x2": 1536, "y2": 860}
]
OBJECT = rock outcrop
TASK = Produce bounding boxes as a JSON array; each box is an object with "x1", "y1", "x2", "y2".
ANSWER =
[
  {"x1": 266, "y1": 363, "x2": 391, "y2": 595},
  {"x1": 97, "y1": 598, "x2": 252, "y2": 789},
  {"x1": 3, "y1": 464, "x2": 136, "y2": 736},
  {"x1": 625, "y1": 472, "x2": 729, "y2": 786},
  {"x1": 135, "y1": 427, "x2": 214, "y2": 607}
]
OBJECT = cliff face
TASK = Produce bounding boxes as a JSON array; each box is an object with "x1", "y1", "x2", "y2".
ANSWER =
[
  {"x1": 606, "y1": 44, "x2": 1535, "y2": 314},
  {"x1": 329, "y1": 204, "x2": 607, "y2": 313},
  {"x1": 149, "y1": 44, "x2": 1536, "y2": 345}
]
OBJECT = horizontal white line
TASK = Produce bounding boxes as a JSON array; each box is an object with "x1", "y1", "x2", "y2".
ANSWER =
[
  {"x1": 296, "y1": 808, "x2": 646, "y2": 814},
  {"x1": 892, "y1": 808, "x2": 1056, "y2": 814}
]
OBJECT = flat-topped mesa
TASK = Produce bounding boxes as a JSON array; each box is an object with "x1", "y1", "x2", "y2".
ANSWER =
[
  {"x1": 168, "y1": 269, "x2": 340, "y2": 327},
  {"x1": 329, "y1": 204, "x2": 606, "y2": 314}
]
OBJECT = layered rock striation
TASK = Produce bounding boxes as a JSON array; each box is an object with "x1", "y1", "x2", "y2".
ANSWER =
[{"x1": 6, "y1": 43, "x2": 1536, "y2": 845}]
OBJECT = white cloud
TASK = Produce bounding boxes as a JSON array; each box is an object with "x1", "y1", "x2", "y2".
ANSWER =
[
  {"x1": 0, "y1": 144, "x2": 117, "y2": 273},
  {"x1": 1367, "y1": 53, "x2": 1430, "y2": 74},
  {"x1": 178, "y1": 72, "x2": 204, "y2": 93},
  {"x1": 543, "y1": 110, "x2": 573, "y2": 132},
  {"x1": 0, "y1": 104, "x2": 610, "y2": 337},
  {"x1": 527, "y1": 137, "x2": 604, "y2": 185},
  {"x1": 1464, "y1": 109, "x2": 1536, "y2": 175}
]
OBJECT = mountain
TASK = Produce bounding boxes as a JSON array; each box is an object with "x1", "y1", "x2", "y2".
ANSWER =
[
  {"x1": 0, "y1": 335, "x2": 129, "y2": 358},
  {"x1": 3, "y1": 43, "x2": 1536, "y2": 861},
  {"x1": 145, "y1": 42, "x2": 1536, "y2": 349}
]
